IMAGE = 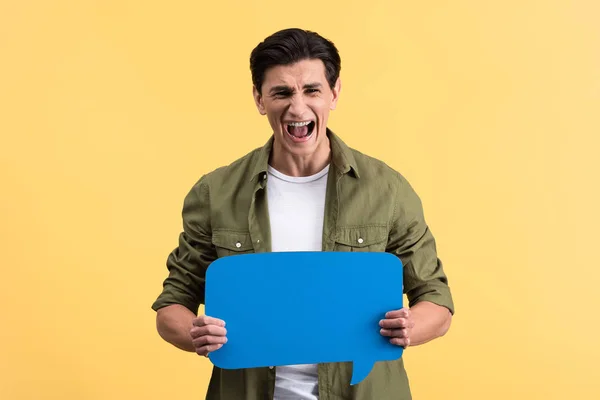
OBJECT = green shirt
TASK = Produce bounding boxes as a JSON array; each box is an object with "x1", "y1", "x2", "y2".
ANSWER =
[{"x1": 152, "y1": 129, "x2": 455, "y2": 400}]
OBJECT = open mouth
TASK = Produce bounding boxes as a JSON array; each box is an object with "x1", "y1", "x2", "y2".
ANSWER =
[{"x1": 285, "y1": 120, "x2": 316, "y2": 142}]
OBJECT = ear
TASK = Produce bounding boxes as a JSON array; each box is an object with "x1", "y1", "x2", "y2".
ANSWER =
[
  {"x1": 253, "y1": 86, "x2": 266, "y2": 115},
  {"x1": 330, "y1": 77, "x2": 341, "y2": 111}
]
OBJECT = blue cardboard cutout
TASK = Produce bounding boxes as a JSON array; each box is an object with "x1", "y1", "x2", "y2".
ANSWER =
[{"x1": 205, "y1": 251, "x2": 404, "y2": 385}]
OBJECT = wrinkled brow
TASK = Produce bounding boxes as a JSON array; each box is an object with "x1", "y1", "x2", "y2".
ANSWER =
[{"x1": 268, "y1": 82, "x2": 322, "y2": 94}]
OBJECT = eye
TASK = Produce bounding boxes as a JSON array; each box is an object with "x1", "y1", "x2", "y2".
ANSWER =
[{"x1": 306, "y1": 88, "x2": 320, "y2": 94}]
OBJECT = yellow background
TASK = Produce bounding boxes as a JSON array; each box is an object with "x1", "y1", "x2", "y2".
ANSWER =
[{"x1": 1, "y1": 0, "x2": 599, "y2": 399}]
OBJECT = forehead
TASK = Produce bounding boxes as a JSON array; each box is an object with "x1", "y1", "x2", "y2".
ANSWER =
[{"x1": 262, "y1": 59, "x2": 328, "y2": 89}]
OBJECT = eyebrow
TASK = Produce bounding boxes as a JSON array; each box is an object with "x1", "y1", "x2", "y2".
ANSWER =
[
  {"x1": 304, "y1": 83, "x2": 322, "y2": 90},
  {"x1": 268, "y1": 82, "x2": 323, "y2": 95}
]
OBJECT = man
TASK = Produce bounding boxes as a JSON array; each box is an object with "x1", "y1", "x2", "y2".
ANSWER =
[{"x1": 152, "y1": 28, "x2": 454, "y2": 400}]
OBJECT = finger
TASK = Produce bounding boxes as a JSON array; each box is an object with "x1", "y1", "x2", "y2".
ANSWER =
[
  {"x1": 379, "y1": 318, "x2": 409, "y2": 329},
  {"x1": 390, "y1": 337, "x2": 410, "y2": 348},
  {"x1": 380, "y1": 328, "x2": 409, "y2": 338},
  {"x1": 193, "y1": 315, "x2": 226, "y2": 327},
  {"x1": 196, "y1": 343, "x2": 224, "y2": 356},
  {"x1": 385, "y1": 308, "x2": 410, "y2": 319},
  {"x1": 192, "y1": 335, "x2": 228, "y2": 347},
  {"x1": 190, "y1": 325, "x2": 227, "y2": 338},
  {"x1": 190, "y1": 325, "x2": 227, "y2": 337}
]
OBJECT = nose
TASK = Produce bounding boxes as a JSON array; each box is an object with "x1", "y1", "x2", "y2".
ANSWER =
[{"x1": 287, "y1": 94, "x2": 309, "y2": 119}]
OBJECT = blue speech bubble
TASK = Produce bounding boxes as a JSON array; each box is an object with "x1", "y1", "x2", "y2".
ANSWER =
[{"x1": 205, "y1": 251, "x2": 404, "y2": 385}]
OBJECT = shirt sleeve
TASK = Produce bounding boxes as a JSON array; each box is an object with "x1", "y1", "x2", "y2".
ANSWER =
[
  {"x1": 386, "y1": 173, "x2": 455, "y2": 315},
  {"x1": 151, "y1": 175, "x2": 216, "y2": 315}
]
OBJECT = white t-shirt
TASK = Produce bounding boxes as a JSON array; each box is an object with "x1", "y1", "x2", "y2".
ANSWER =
[{"x1": 267, "y1": 163, "x2": 330, "y2": 400}]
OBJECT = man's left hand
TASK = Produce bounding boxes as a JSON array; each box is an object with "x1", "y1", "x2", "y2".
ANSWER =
[{"x1": 379, "y1": 308, "x2": 414, "y2": 348}]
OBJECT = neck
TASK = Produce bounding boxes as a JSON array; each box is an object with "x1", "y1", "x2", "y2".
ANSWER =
[{"x1": 269, "y1": 135, "x2": 331, "y2": 177}]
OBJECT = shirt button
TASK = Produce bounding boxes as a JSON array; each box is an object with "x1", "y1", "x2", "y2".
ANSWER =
[
  {"x1": 357, "y1": 237, "x2": 364, "y2": 244},
  {"x1": 257, "y1": 239, "x2": 260, "y2": 244},
  {"x1": 235, "y1": 242, "x2": 242, "y2": 248}
]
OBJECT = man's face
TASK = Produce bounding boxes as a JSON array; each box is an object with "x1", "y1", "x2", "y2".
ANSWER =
[{"x1": 253, "y1": 59, "x2": 341, "y2": 159}]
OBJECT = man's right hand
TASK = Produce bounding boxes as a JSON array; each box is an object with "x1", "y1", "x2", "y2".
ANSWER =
[{"x1": 190, "y1": 315, "x2": 228, "y2": 357}]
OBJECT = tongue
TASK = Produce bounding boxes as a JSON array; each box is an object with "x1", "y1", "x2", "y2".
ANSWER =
[{"x1": 289, "y1": 125, "x2": 308, "y2": 137}]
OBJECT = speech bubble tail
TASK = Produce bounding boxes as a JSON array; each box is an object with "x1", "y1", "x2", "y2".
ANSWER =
[{"x1": 351, "y1": 360, "x2": 375, "y2": 385}]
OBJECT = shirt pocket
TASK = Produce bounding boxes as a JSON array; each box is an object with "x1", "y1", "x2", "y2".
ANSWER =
[
  {"x1": 211, "y1": 230, "x2": 255, "y2": 258},
  {"x1": 333, "y1": 225, "x2": 389, "y2": 252}
]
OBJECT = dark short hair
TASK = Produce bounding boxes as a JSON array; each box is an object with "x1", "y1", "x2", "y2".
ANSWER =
[{"x1": 250, "y1": 28, "x2": 341, "y2": 94}]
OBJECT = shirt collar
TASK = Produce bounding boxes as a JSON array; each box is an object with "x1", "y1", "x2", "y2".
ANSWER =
[{"x1": 250, "y1": 128, "x2": 360, "y2": 182}]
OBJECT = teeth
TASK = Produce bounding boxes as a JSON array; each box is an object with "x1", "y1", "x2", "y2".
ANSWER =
[{"x1": 287, "y1": 121, "x2": 312, "y2": 127}]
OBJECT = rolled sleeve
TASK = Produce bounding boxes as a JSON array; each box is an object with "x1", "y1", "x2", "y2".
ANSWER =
[
  {"x1": 151, "y1": 176, "x2": 216, "y2": 314},
  {"x1": 386, "y1": 174, "x2": 455, "y2": 315}
]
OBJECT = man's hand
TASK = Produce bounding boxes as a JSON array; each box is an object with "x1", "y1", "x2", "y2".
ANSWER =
[
  {"x1": 190, "y1": 315, "x2": 228, "y2": 357},
  {"x1": 379, "y1": 308, "x2": 415, "y2": 348}
]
